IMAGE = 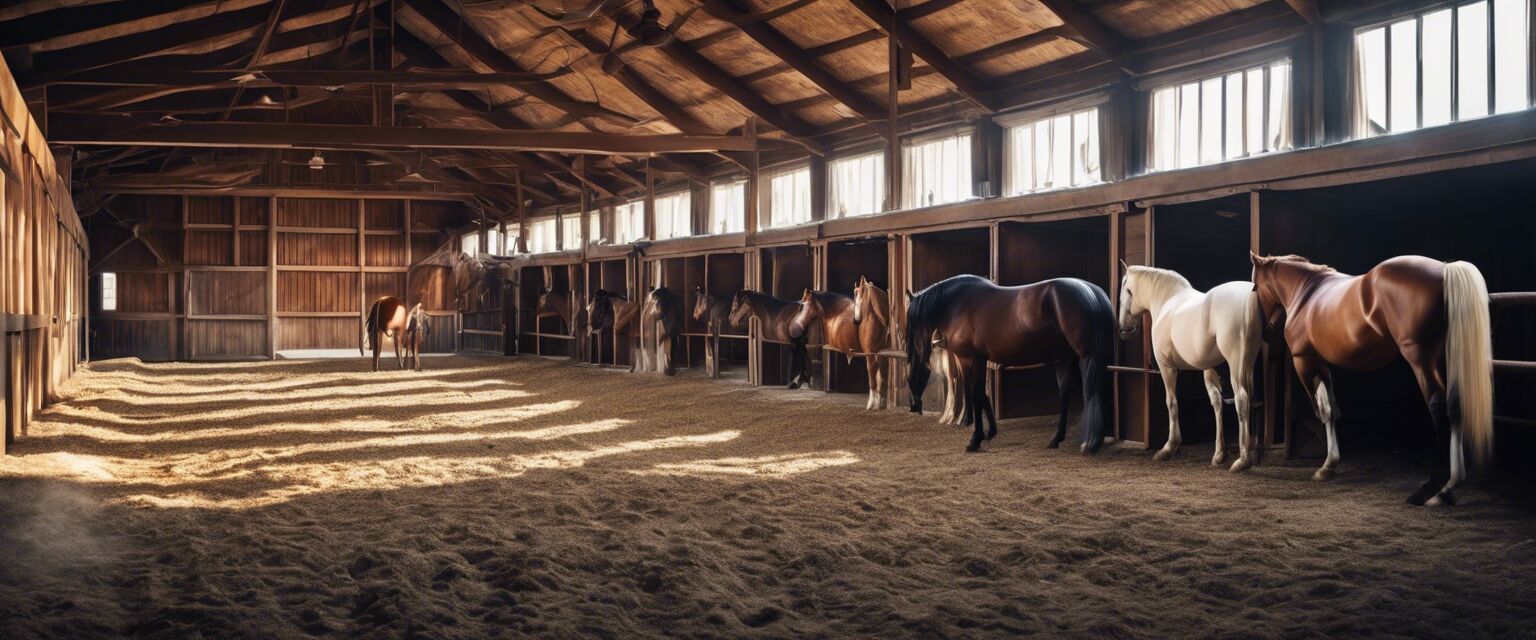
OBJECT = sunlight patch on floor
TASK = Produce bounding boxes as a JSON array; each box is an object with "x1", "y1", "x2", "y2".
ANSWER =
[{"x1": 636, "y1": 451, "x2": 861, "y2": 477}]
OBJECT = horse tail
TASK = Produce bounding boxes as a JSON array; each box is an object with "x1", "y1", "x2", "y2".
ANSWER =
[
  {"x1": 1068, "y1": 279, "x2": 1115, "y2": 450},
  {"x1": 362, "y1": 300, "x2": 378, "y2": 355},
  {"x1": 1443, "y1": 261, "x2": 1494, "y2": 472}
]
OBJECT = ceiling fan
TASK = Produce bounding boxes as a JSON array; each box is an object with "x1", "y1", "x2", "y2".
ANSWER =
[
  {"x1": 528, "y1": 0, "x2": 619, "y2": 25},
  {"x1": 600, "y1": 0, "x2": 700, "y2": 74}
]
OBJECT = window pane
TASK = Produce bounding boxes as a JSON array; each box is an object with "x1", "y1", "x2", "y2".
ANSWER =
[
  {"x1": 1389, "y1": 19, "x2": 1419, "y2": 132},
  {"x1": 902, "y1": 132, "x2": 972, "y2": 208},
  {"x1": 1246, "y1": 67, "x2": 1266, "y2": 150},
  {"x1": 1358, "y1": 27, "x2": 1388, "y2": 134},
  {"x1": 1081, "y1": 108, "x2": 1101, "y2": 183},
  {"x1": 1200, "y1": 77, "x2": 1223, "y2": 163},
  {"x1": 1034, "y1": 120, "x2": 1053, "y2": 187},
  {"x1": 1152, "y1": 87, "x2": 1178, "y2": 171},
  {"x1": 1178, "y1": 82, "x2": 1200, "y2": 169},
  {"x1": 709, "y1": 181, "x2": 745, "y2": 234},
  {"x1": 1050, "y1": 114, "x2": 1071, "y2": 188},
  {"x1": 1494, "y1": 0, "x2": 1530, "y2": 113},
  {"x1": 1459, "y1": 1, "x2": 1491, "y2": 118},
  {"x1": 768, "y1": 166, "x2": 811, "y2": 227},
  {"x1": 1224, "y1": 72, "x2": 1245, "y2": 158},
  {"x1": 828, "y1": 151, "x2": 884, "y2": 218},
  {"x1": 461, "y1": 232, "x2": 479, "y2": 254},
  {"x1": 1269, "y1": 62, "x2": 1291, "y2": 150},
  {"x1": 1423, "y1": 9, "x2": 1454, "y2": 127},
  {"x1": 102, "y1": 273, "x2": 116, "y2": 311},
  {"x1": 1006, "y1": 124, "x2": 1033, "y2": 195}
]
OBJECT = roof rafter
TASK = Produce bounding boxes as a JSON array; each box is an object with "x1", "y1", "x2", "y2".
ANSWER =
[
  {"x1": 846, "y1": 0, "x2": 994, "y2": 111},
  {"x1": 1031, "y1": 0, "x2": 1132, "y2": 59}
]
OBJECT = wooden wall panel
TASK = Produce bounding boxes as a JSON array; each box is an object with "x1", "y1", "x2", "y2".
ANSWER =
[
  {"x1": 278, "y1": 271, "x2": 358, "y2": 313},
  {"x1": 277, "y1": 233, "x2": 356, "y2": 266},
  {"x1": 238, "y1": 232, "x2": 268, "y2": 266},
  {"x1": 411, "y1": 233, "x2": 445, "y2": 262},
  {"x1": 239, "y1": 197, "x2": 269, "y2": 226},
  {"x1": 277, "y1": 317, "x2": 357, "y2": 350},
  {"x1": 187, "y1": 197, "x2": 234, "y2": 225},
  {"x1": 187, "y1": 320, "x2": 266, "y2": 358},
  {"x1": 365, "y1": 234, "x2": 408, "y2": 266},
  {"x1": 184, "y1": 230, "x2": 233, "y2": 266},
  {"x1": 365, "y1": 200, "x2": 404, "y2": 230},
  {"x1": 409, "y1": 266, "x2": 454, "y2": 311},
  {"x1": 188, "y1": 271, "x2": 266, "y2": 316},
  {"x1": 365, "y1": 273, "x2": 404, "y2": 303},
  {"x1": 277, "y1": 198, "x2": 356, "y2": 228},
  {"x1": 91, "y1": 319, "x2": 173, "y2": 360},
  {"x1": 114, "y1": 272, "x2": 170, "y2": 313},
  {"x1": 410, "y1": 200, "x2": 469, "y2": 231}
]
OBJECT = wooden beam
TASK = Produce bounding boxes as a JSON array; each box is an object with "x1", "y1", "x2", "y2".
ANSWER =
[
  {"x1": 702, "y1": 0, "x2": 885, "y2": 122},
  {"x1": 46, "y1": 68, "x2": 575, "y2": 89},
  {"x1": 402, "y1": 0, "x2": 642, "y2": 127},
  {"x1": 557, "y1": 28, "x2": 714, "y2": 135},
  {"x1": 1283, "y1": 0, "x2": 1324, "y2": 27},
  {"x1": 898, "y1": 0, "x2": 965, "y2": 21},
  {"x1": 221, "y1": 0, "x2": 289, "y2": 122},
  {"x1": 1032, "y1": 0, "x2": 1132, "y2": 58},
  {"x1": 846, "y1": 0, "x2": 993, "y2": 111},
  {"x1": 956, "y1": 26, "x2": 1072, "y2": 65},
  {"x1": 51, "y1": 120, "x2": 757, "y2": 154},
  {"x1": 804, "y1": 30, "x2": 885, "y2": 59}
]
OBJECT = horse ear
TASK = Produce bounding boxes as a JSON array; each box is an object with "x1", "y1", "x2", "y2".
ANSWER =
[
  {"x1": 1119, "y1": 259, "x2": 1129, "y2": 273},
  {"x1": 1249, "y1": 251, "x2": 1263, "y2": 266},
  {"x1": 904, "y1": 289, "x2": 914, "y2": 303}
]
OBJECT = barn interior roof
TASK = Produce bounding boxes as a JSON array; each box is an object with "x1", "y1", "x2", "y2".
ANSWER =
[{"x1": 2, "y1": 0, "x2": 1393, "y2": 221}]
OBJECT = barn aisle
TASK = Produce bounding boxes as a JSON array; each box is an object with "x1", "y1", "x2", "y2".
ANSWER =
[{"x1": 0, "y1": 357, "x2": 1530, "y2": 637}]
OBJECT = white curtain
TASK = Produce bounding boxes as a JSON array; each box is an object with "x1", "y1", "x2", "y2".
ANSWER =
[
  {"x1": 526, "y1": 217, "x2": 558, "y2": 254},
  {"x1": 827, "y1": 151, "x2": 884, "y2": 218},
  {"x1": 460, "y1": 231, "x2": 480, "y2": 255},
  {"x1": 654, "y1": 191, "x2": 692, "y2": 240},
  {"x1": 709, "y1": 180, "x2": 745, "y2": 234},
  {"x1": 560, "y1": 211, "x2": 581, "y2": 250},
  {"x1": 901, "y1": 131, "x2": 972, "y2": 208},
  {"x1": 1003, "y1": 108, "x2": 1100, "y2": 196},
  {"x1": 763, "y1": 165, "x2": 811, "y2": 228},
  {"x1": 613, "y1": 201, "x2": 644, "y2": 243}
]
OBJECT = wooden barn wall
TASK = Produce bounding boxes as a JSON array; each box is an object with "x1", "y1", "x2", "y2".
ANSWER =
[
  {"x1": 2, "y1": 53, "x2": 88, "y2": 454},
  {"x1": 88, "y1": 194, "x2": 469, "y2": 361}
]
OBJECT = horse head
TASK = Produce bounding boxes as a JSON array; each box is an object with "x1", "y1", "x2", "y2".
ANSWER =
[
  {"x1": 587, "y1": 289, "x2": 615, "y2": 334},
  {"x1": 788, "y1": 289, "x2": 820, "y2": 341},
  {"x1": 691, "y1": 287, "x2": 713, "y2": 322},
  {"x1": 852, "y1": 276, "x2": 888, "y2": 327},
  {"x1": 1117, "y1": 260, "x2": 1143, "y2": 340},
  {"x1": 537, "y1": 287, "x2": 569, "y2": 320},
  {"x1": 1250, "y1": 253, "x2": 1327, "y2": 331},
  {"x1": 903, "y1": 289, "x2": 930, "y2": 414},
  {"x1": 728, "y1": 291, "x2": 753, "y2": 329}
]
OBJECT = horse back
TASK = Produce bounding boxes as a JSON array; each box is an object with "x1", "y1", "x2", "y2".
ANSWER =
[{"x1": 1291, "y1": 257, "x2": 1445, "y2": 368}]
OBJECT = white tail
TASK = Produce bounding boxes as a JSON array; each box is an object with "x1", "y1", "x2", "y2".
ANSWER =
[{"x1": 1444, "y1": 261, "x2": 1494, "y2": 471}]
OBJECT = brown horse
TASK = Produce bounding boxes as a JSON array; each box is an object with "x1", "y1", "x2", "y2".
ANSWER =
[
  {"x1": 788, "y1": 284, "x2": 890, "y2": 410},
  {"x1": 1250, "y1": 254, "x2": 1493, "y2": 506},
  {"x1": 905, "y1": 275, "x2": 1114, "y2": 454},
  {"x1": 692, "y1": 288, "x2": 731, "y2": 378},
  {"x1": 536, "y1": 287, "x2": 573, "y2": 329},
  {"x1": 729, "y1": 290, "x2": 811, "y2": 388},
  {"x1": 587, "y1": 289, "x2": 640, "y2": 369},
  {"x1": 638, "y1": 287, "x2": 685, "y2": 375},
  {"x1": 401, "y1": 303, "x2": 432, "y2": 371},
  {"x1": 361, "y1": 296, "x2": 409, "y2": 372}
]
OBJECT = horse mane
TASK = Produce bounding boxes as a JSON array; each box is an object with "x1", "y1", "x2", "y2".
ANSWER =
[
  {"x1": 1126, "y1": 265, "x2": 1192, "y2": 302},
  {"x1": 1255, "y1": 254, "x2": 1337, "y2": 274},
  {"x1": 905, "y1": 274, "x2": 987, "y2": 366},
  {"x1": 809, "y1": 290, "x2": 852, "y2": 307}
]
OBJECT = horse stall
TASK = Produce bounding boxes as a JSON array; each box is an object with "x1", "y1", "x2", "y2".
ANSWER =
[
  {"x1": 584, "y1": 255, "x2": 634, "y2": 367},
  {"x1": 992, "y1": 215, "x2": 1111, "y2": 422},
  {"x1": 897, "y1": 225, "x2": 994, "y2": 410},
  {"x1": 516, "y1": 259, "x2": 583, "y2": 358},
  {"x1": 1254, "y1": 160, "x2": 1536, "y2": 471},
  {"x1": 819, "y1": 236, "x2": 893, "y2": 396},
  {"x1": 752, "y1": 243, "x2": 818, "y2": 387},
  {"x1": 644, "y1": 253, "x2": 704, "y2": 372}
]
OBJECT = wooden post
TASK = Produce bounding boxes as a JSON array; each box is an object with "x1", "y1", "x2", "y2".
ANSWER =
[
  {"x1": 809, "y1": 155, "x2": 827, "y2": 222},
  {"x1": 180, "y1": 195, "x2": 190, "y2": 360},
  {"x1": 743, "y1": 118, "x2": 759, "y2": 244},
  {"x1": 886, "y1": 7, "x2": 902, "y2": 211},
  {"x1": 267, "y1": 196, "x2": 278, "y2": 358},
  {"x1": 644, "y1": 157, "x2": 656, "y2": 241},
  {"x1": 358, "y1": 198, "x2": 367, "y2": 356}
]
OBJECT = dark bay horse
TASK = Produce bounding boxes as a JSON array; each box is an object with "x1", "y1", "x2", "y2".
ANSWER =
[
  {"x1": 905, "y1": 275, "x2": 1114, "y2": 453},
  {"x1": 692, "y1": 288, "x2": 731, "y2": 378},
  {"x1": 401, "y1": 303, "x2": 432, "y2": 371},
  {"x1": 638, "y1": 287, "x2": 685, "y2": 375},
  {"x1": 1250, "y1": 254, "x2": 1493, "y2": 506},
  {"x1": 789, "y1": 285, "x2": 889, "y2": 409},
  {"x1": 362, "y1": 296, "x2": 409, "y2": 372},
  {"x1": 729, "y1": 290, "x2": 811, "y2": 389},
  {"x1": 587, "y1": 289, "x2": 639, "y2": 369}
]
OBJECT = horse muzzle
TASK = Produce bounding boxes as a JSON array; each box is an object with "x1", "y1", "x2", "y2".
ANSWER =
[{"x1": 1118, "y1": 326, "x2": 1139, "y2": 340}]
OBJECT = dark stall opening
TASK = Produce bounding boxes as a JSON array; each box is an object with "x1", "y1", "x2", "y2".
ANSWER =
[
  {"x1": 704, "y1": 252, "x2": 750, "y2": 377},
  {"x1": 587, "y1": 259, "x2": 632, "y2": 367},
  {"x1": 758, "y1": 245, "x2": 818, "y2": 388},
  {"x1": 823, "y1": 238, "x2": 892, "y2": 395},
  {"x1": 518, "y1": 265, "x2": 574, "y2": 358},
  {"x1": 994, "y1": 216, "x2": 1111, "y2": 421},
  {"x1": 1261, "y1": 159, "x2": 1536, "y2": 471}
]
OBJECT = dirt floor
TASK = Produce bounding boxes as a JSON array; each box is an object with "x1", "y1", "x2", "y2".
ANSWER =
[{"x1": 2, "y1": 355, "x2": 1535, "y2": 639}]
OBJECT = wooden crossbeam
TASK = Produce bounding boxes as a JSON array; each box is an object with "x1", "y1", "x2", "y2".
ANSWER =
[
  {"x1": 956, "y1": 26, "x2": 1072, "y2": 65},
  {"x1": 44, "y1": 68, "x2": 576, "y2": 89},
  {"x1": 1283, "y1": 0, "x2": 1323, "y2": 26},
  {"x1": 50, "y1": 120, "x2": 757, "y2": 154},
  {"x1": 847, "y1": 0, "x2": 994, "y2": 111},
  {"x1": 1032, "y1": 0, "x2": 1132, "y2": 58},
  {"x1": 898, "y1": 0, "x2": 966, "y2": 22}
]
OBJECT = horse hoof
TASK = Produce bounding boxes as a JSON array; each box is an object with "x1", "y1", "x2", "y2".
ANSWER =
[
  {"x1": 965, "y1": 442, "x2": 982, "y2": 453},
  {"x1": 1228, "y1": 459, "x2": 1252, "y2": 473},
  {"x1": 1046, "y1": 438, "x2": 1062, "y2": 449},
  {"x1": 1211, "y1": 455, "x2": 1226, "y2": 468},
  {"x1": 1152, "y1": 449, "x2": 1174, "y2": 462},
  {"x1": 1079, "y1": 442, "x2": 1101, "y2": 455},
  {"x1": 1425, "y1": 493, "x2": 1456, "y2": 507},
  {"x1": 1312, "y1": 468, "x2": 1335, "y2": 482}
]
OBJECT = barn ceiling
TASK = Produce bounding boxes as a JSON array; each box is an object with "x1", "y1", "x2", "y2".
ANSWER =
[{"x1": 0, "y1": 0, "x2": 1331, "y2": 221}]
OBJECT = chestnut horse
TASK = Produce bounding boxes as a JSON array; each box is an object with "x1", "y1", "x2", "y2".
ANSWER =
[
  {"x1": 1250, "y1": 254, "x2": 1493, "y2": 506},
  {"x1": 637, "y1": 287, "x2": 685, "y2": 375},
  {"x1": 851, "y1": 277, "x2": 893, "y2": 410},
  {"x1": 536, "y1": 287, "x2": 573, "y2": 330},
  {"x1": 905, "y1": 275, "x2": 1115, "y2": 453},
  {"x1": 729, "y1": 290, "x2": 811, "y2": 389},
  {"x1": 587, "y1": 289, "x2": 639, "y2": 369},
  {"x1": 788, "y1": 286, "x2": 889, "y2": 410},
  {"x1": 401, "y1": 303, "x2": 432, "y2": 371},
  {"x1": 361, "y1": 296, "x2": 409, "y2": 371},
  {"x1": 692, "y1": 288, "x2": 731, "y2": 377}
]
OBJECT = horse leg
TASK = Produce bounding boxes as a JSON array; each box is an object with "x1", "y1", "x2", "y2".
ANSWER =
[
  {"x1": 1048, "y1": 360, "x2": 1074, "y2": 448},
  {"x1": 371, "y1": 334, "x2": 381, "y2": 372},
  {"x1": 1153, "y1": 365, "x2": 1181, "y2": 461},
  {"x1": 394, "y1": 332, "x2": 404, "y2": 369},
  {"x1": 1204, "y1": 369, "x2": 1227, "y2": 467},
  {"x1": 864, "y1": 356, "x2": 879, "y2": 410},
  {"x1": 963, "y1": 358, "x2": 987, "y2": 453},
  {"x1": 661, "y1": 332, "x2": 675, "y2": 376},
  {"x1": 982, "y1": 367, "x2": 998, "y2": 441},
  {"x1": 1402, "y1": 347, "x2": 1455, "y2": 506},
  {"x1": 1294, "y1": 358, "x2": 1342, "y2": 481},
  {"x1": 1228, "y1": 355, "x2": 1255, "y2": 472}
]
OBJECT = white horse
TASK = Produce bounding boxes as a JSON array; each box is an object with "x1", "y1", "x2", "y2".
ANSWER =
[{"x1": 1117, "y1": 263, "x2": 1263, "y2": 472}]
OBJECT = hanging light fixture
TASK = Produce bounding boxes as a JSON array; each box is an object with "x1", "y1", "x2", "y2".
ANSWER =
[{"x1": 308, "y1": 150, "x2": 325, "y2": 171}]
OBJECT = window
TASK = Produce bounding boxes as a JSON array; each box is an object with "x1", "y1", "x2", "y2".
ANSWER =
[
  {"x1": 761, "y1": 164, "x2": 812, "y2": 229},
  {"x1": 1003, "y1": 107, "x2": 1101, "y2": 195},
  {"x1": 1149, "y1": 59, "x2": 1292, "y2": 171},
  {"x1": 461, "y1": 231, "x2": 480, "y2": 255},
  {"x1": 525, "y1": 217, "x2": 558, "y2": 254},
  {"x1": 654, "y1": 191, "x2": 692, "y2": 240},
  {"x1": 1354, "y1": 0, "x2": 1531, "y2": 137},
  {"x1": 709, "y1": 180, "x2": 746, "y2": 234},
  {"x1": 588, "y1": 210, "x2": 602, "y2": 245},
  {"x1": 613, "y1": 200, "x2": 645, "y2": 243},
  {"x1": 101, "y1": 273, "x2": 117, "y2": 311},
  {"x1": 901, "y1": 130, "x2": 973, "y2": 208},
  {"x1": 486, "y1": 227, "x2": 504, "y2": 255},
  {"x1": 827, "y1": 151, "x2": 886, "y2": 218}
]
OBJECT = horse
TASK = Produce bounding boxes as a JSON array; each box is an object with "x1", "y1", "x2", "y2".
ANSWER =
[
  {"x1": 361, "y1": 296, "x2": 410, "y2": 372},
  {"x1": 401, "y1": 303, "x2": 432, "y2": 371},
  {"x1": 1249, "y1": 254, "x2": 1493, "y2": 506},
  {"x1": 536, "y1": 287, "x2": 573, "y2": 330},
  {"x1": 905, "y1": 274, "x2": 1115, "y2": 454},
  {"x1": 789, "y1": 285, "x2": 889, "y2": 410},
  {"x1": 587, "y1": 289, "x2": 639, "y2": 369},
  {"x1": 729, "y1": 290, "x2": 812, "y2": 389},
  {"x1": 1117, "y1": 264, "x2": 1264, "y2": 472},
  {"x1": 692, "y1": 288, "x2": 731, "y2": 378},
  {"x1": 850, "y1": 277, "x2": 893, "y2": 410},
  {"x1": 637, "y1": 287, "x2": 685, "y2": 375}
]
